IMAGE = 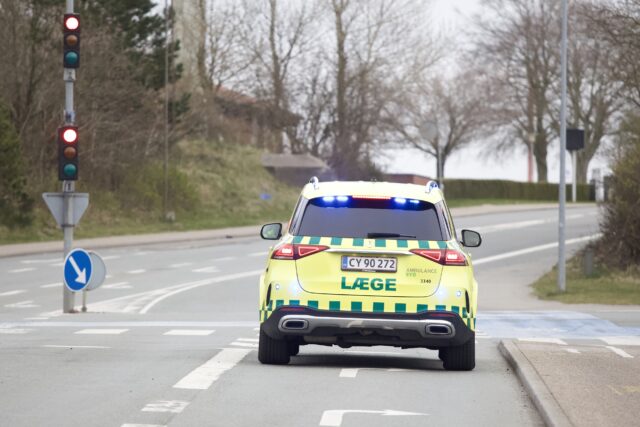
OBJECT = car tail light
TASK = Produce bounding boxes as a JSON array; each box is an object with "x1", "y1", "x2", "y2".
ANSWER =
[
  {"x1": 272, "y1": 244, "x2": 328, "y2": 260},
  {"x1": 411, "y1": 249, "x2": 467, "y2": 266}
]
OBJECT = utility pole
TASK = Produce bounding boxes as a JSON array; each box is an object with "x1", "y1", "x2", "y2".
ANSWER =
[
  {"x1": 163, "y1": 0, "x2": 170, "y2": 221},
  {"x1": 558, "y1": 0, "x2": 569, "y2": 292}
]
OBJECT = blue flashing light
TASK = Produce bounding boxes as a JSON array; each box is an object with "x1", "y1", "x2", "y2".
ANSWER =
[
  {"x1": 394, "y1": 197, "x2": 407, "y2": 204},
  {"x1": 322, "y1": 196, "x2": 336, "y2": 203},
  {"x1": 409, "y1": 199, "x2": 420, "y2": 205},
  {"x1": 336, "y1": 196, "x2": 349, "y2": 202}
]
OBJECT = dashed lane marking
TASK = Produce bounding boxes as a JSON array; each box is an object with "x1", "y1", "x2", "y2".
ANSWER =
[
  {"x1": 216, "y1": 256, "x2": 236, "y2": 261},
  {"x1": 236, "y1": 337, "x2": 258, "y2": 342},
  {"x1": 173, "y1": 348, "x2": 251, "y2": 390},
  {"x1": 565, "y1": 348, "x2": 581, "y2": 354},
  {"x1": 605, "y1": 346, "x2": 634, "y2": 359},
  {"x1": 40, "y1": 283, "x2": 61, "y2": 289},
  {"x1": 102, "y1": 282, "x2": 132, "y2": 289},
  {"x1": 0, "y1": 290, "x2": 27, "y2": 297},
  {"x1": 74, "y1": 329, "x2": 128, "y2": 335},
  {"x1": 601, "y1": 336, "x2": 640, "y2": 346},
  {"x1": 248, "y1": 251, "x2": 268, "y2": 257},
  {"x1": 230, "y1": 341, "x2": 258, "y2": 348},
  {"x1": 141, "y1": 400, "x2": 189, "y2": 414},
  {"x1": 519, "y1": 337, "x2": 567, "y2": 345},
  {"x1": 164, "y1": 329, "x2": 215, "y2": 336},
  {"x1": 4, "y1": 300, "x2": 39, "y2": 308},
  {"x1": 122, "y1": 424, "x2": 166, "y2": 427},
  {"x1": 8, "y1": 268, "x2": 35, "y2": 273},
  {"x1": 43, "y1": 345, "x2": 110, "y2": 349},
  {"x1": 101, "y1": 255, "x2": 120, "y2": 260},
  {"x1": 169, "y1": 262, "x2": 193, "y2": 268},
  {"x1": 127, "y1": 269, "x2": 146, "y2": 274},
  {"x1": 0, "y1": 328, "x2": 33, "y2": 334},
  {"x1": 20, "y1": 258, "x2": 59, "y2": 264},
  {"x1": 23, "y1": 317, "x2": 48, "y2": 320},
  {"x1": 339, "y1": 367, "x2": 410, "y2": 378},
  {"x1": 192, "y1": 266, "x2": 219, "y2": 273}
]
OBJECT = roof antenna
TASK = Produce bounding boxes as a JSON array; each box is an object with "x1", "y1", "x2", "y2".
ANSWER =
[
  {"x1": 309, "y1": 176, "x2": 320, "y2": 190},
  {"x1": 425, "y1": 180, "x2": 439, "y2": 193}
]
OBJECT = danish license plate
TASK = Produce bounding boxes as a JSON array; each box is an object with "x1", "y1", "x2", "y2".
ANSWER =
[{"x1": 341, "y1": 256, "x2": 397, "y2": 272}]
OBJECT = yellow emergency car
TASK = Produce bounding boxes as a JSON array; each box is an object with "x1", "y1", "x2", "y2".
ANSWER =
[{"x1": 258, "y1": 178, "x2": 482, "y2": 370}]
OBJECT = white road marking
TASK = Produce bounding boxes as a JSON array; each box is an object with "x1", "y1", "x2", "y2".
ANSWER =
[
  {"x1": 122, "y1": 424, "x2": 166, "y2": 427},
  {"x1": 169, "y1": 262, "x2": 193, "y2": 268},
  {"x1": 138, "y1": 270, "x2": 263, "y2": 314},
  {"x1": 472, "y1": 214, "x2": 585, "y2": 234},
  {"x1": 519, "y1": 338, "x2": 567, "y2": 345},
  {"x1": 319, "y1": 409, "x2": 428, "y2": 426},
  {"x1": 4, "y1": 300, "x2": 39, "y2": 308},
  {"x1": 339, "y1": 367, "x2": 410, "y2": 378},
  {"x1": 8, "y1": 268, "x2": 35, "y2": 273},
  {"x1": 0, "y1": 328, "x2": 33, "y2": 334},
  {"x1": 49, "y1": 262, "x2": 64, "y2": 267},
  {"x1": 230, "y1": 342, "x2": 258, "y2": 348},
  {"x1": 20, "y1": 258, "x2": 59, "y2": 264},
  {"x1": 127, "y1": 269, "x2": 146, "y2": 274},
  {"x1": 339, "y1": 350, "x2": 407, "y2": 357},
  {"x1": 173, "y1": 348, "x2": 251, "y2": 390},
  {"x1": 248, "y1": 251, "x2": 268, "y2": 257},
  {"x1": 141, "y1": 400, "x2": 189, "y2": 414},
  {"x1": 0, "y1": 290, "x2": 27, "y2": 297},
  {"x1": 134, "y1": 251, "x2": 152, "y2": 256},
  {"x1": 101, "y1": 255, "x2": 120, "y2": 260},
  {"x1": 43, "y1": 345, "x2": 110, "y2": 349},
  {"x1": 74, "y1": 329, "x2": 128, "y2": 335},
  {"x1": 565, "y1": 348, "x2": 581, "y2": 354},
  {"x1": 192, "y1": 266, "x2": 219, "y2": 273},
  {"x1": 1, "y1": 320, "x2": 258, "y2": 328},
  {"x1": 102, "y1": 282, "x2": 132, "y2": 289},
  {"x1": 601, "y1": 336, "x2": 640, "y2": 346},
  {"x1": 40, "y1": 282, "x2": 62, "y2": 289},
  {"x1": 24, "y1": 317, "x2": 48, "y2": 320},
  {"x1": 216, "y1": 256, "x2": 236, "y2": 261},
  {"x1": 605, "y1": 346, "x2": 634, "y2": 359},
  {"x1": 164, "y1": 329, "x2": 215, "y2": 336},
  {"x1": 474, "y1": 234, "x2": 601, "y2": 265},
  {"x1": 236, "y1": 337, "x2": 259, "y2": 342}
]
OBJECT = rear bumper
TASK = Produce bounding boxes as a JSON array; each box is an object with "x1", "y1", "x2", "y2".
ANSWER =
[{"x1": 262, "y1": 306, "x2": 473, "y2": 348}]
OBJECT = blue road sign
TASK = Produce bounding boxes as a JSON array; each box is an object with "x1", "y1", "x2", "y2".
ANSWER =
[{"x1": 64, "y1": 248, "x2": 92, "y2": 292}]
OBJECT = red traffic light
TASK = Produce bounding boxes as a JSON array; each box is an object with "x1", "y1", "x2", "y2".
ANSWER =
[
  {"x1": 64, "y1": 15, "x2": 80, "y2": 31},
  {"x1": 62, "y1": 127, "x2": 78, "y2": 144}
]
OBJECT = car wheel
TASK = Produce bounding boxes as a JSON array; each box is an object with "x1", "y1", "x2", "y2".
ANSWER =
[
  {"x1": 440, "y1": 334, "x2": 475, "y2": 371},
  {"x1": 258, "y1": 326, "x2": 290, "y2": 365},
  {"x1": 287, "y1": 341, "x2": 300, "y2": 356}
]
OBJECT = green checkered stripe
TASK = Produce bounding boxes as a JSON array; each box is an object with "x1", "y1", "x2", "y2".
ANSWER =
[
  {"x1": 291, "y1": 235, "x2": 455, "y2": 250},
  {"x1": 260, "y1": 299, "x2": 475, "y2": 329}
]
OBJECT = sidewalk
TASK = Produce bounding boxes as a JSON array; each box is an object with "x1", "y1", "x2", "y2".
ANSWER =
[
  {"x1": 500, "y1": 339, "x2": 640, "y2": 427},
  {"x1": 0, "y1": 202, "x2": 592, "y2": 258}
]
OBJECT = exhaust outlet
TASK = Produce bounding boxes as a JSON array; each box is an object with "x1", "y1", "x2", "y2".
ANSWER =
[
  {"x1": 426, "y1": 324, "x2": 452, "y2": 335},
  {"x1": 282, "y1": 319, "x2": 308, "y2": 330}
]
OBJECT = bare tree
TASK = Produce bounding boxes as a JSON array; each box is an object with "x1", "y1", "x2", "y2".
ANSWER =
[
  {"x1": 473, "y1": 0, "x2": 560, "y2": 182},
  {"x1": 391, "y1": 71, "x2": 488, "y2": 180}
]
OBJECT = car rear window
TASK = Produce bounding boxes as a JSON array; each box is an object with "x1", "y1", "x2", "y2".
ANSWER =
[{"x1": 295, "y1": 197, "x2": 444, "y2": 240}]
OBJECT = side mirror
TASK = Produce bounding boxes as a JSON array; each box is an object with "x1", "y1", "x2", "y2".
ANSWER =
[
  {"x1": 461, "y1": 229, "x2": 482, "y2": 248},
  {"x1": 260, "y1": 223, "x2": 283, "y2": 240}
]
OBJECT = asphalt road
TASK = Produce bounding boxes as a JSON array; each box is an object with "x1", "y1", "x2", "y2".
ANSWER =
[{"x1": 1, "y1": 204, "x2": 638, "y2": 427}]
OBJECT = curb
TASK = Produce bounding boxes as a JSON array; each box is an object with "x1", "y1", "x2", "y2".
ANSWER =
[{"x1": 498, "y1": 340, "x2": 573, "y2": 427}]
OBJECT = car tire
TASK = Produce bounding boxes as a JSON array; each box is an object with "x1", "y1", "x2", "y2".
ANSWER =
[
  {"x1": 287, "y1": 341, "x2": 300, "y2": 356},
  {"x1": 258, "y1": 326, "x2": 290, "y2": 365},
  {"x1": 440, "y1": 335, "x2": 475, "y2": 371}
]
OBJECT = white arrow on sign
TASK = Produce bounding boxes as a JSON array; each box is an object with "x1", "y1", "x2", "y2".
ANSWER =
[
  {"x1": 319, "y1": 409, "x2": 428, "y2": 426},
  {"x1": 68, "y1": 256, "x2": 87, "y2": 284}
]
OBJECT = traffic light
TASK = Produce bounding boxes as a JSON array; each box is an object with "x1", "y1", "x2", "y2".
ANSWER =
[
  {"x1": 58, "y1": 126, "x2": 79, "y2": 181},
  {"x1": 63, "y1": 14, "x2": 80, "y2": 68}
]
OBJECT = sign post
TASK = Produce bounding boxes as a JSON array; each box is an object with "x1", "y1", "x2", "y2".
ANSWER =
[{"x1": 566, "y1": 129, "x2": 585, "y2": 203}]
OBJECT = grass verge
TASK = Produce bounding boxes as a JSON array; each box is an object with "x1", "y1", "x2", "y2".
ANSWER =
[{"x1": 532, "y1": 251, "x2": 640, "y2": 305}]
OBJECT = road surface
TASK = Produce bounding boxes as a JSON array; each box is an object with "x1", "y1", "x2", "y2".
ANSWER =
[{"x1": 1, "y1": 205, "x2": 638, "y2": 426}]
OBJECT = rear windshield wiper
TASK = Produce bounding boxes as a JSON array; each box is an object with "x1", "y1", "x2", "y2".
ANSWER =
[{"x1": 367, "y1": 232, "x2": 416, "y2": 239}]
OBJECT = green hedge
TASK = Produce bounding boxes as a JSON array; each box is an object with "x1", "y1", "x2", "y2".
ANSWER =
[{"x1": 442, "y1": 179, "x2": 594, "y2": 201}]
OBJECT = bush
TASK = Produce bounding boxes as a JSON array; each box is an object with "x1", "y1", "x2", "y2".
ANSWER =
[
  {"x1": 0, "y1": 104, "x2": 33, "y2": 227},
  {"x1": 442, "y1": 179, "x2": 593, "y2": 201},
  {"x1": 598, "y1": 133, "x2": 640, "y2": 269}
]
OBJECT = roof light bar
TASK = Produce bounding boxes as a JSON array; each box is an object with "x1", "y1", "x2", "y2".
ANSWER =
[{"x1": 352, "y1": 195, "x2": 392, "y2": 200}]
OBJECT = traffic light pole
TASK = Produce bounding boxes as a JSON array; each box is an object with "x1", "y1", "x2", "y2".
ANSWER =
[{"x1": 63, "y1": 0, "x2": 76, "y2": 313}]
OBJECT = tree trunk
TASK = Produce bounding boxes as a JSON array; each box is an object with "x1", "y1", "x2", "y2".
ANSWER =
[{"x1": 534, "y1": 138, "x2": 548, "y2": 182}]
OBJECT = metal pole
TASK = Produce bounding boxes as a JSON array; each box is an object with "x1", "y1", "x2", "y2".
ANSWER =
[
  {"x1": 558, "y1": 0, "x2": 568, "y2": 293},
  {"x1": 572, "y1": 150, "x2": 577, "y2": 202},
  {"x1": 163, "y1": 0, "x2": 170, "y2": 220},
  {"x1": 62, "y1": 0, "x2": 76, "y2": 312}
]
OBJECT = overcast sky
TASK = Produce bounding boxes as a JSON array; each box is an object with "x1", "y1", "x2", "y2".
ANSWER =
[{"x1": 380, "y1": 0, "x2": 610, "y2": 183}]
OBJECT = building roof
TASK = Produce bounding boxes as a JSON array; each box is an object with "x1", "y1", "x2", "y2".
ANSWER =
[{"x1": 262, "y1": 153, "x2": 327, "y2": 169}]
